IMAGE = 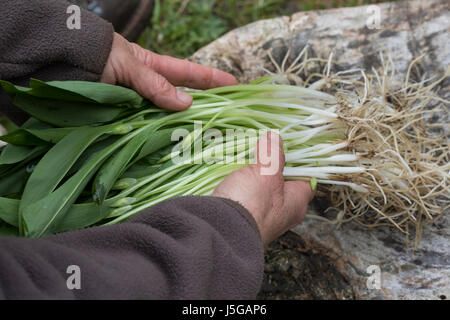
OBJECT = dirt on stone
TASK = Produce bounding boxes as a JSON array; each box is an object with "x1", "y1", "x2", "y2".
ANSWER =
[{"x1": 258, "y1": 231, "x2": 356, "y2": 300}]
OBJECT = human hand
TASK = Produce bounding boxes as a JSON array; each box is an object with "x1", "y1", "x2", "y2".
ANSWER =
[
  {"x1": 213, "y1": 132, "x2": 315, "y2": 246},
  {"x1": 101, "y1": 32, "x2": 237, "y2": 110}
]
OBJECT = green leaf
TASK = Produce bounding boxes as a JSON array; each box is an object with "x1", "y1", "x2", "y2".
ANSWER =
[
  {"x1": 22, "y1": 117, "x2": 54, "y2": 130},
  {"x1": 19, "y1": 126, "x2": 111, "y2": 234},
  {"x1": 120, "y1": 163, "x2": 163, "y2": 179},
  {"x1": 0, "y1": 197, "x2": 19, "y2": 227},
  {"x1": 0, "y1": 80, "x2": 31, "y2": 97},
  {"x1": 0, "y1": 166, "x2": 29, "y2": 197},
  {"x1": 22, "y1": 124, "x2": 158, "y2": 237},
  {"x1": 139, "y1": 143, "x2": 175, "y2": 165},
  {"x1": 0, "y1": 129, "x2": 48, "y2": 146},
  {"x1": 29, "y1": 79, "x2": 143, "y2": 108},
  {"x1": 67, "y1": 135, "x2": 121, "y2": 176},
  {"x1": 0, "y1": 145, "x2": 34, "y2": 164},
  {"x1": 0, "y1": 144, "x2": 46, "y2": 165},
  {"x1": 0, "y1": 224, "x2": 19, "y2": 237},
  {"x1": 111, "y1": 178, "x2": 137, "y2": 190},
  {"x1": 92, "y1": 127, "x2": 153, "y2": 204},
  {"x1": 22, "y1": 159, "x2": 105, "y2": 237},
  {"x1": 13, "y1": 93, "x2": 125, "y2": 127},
  {"x1": 26, "y1": 127, "x2": 76, "y2": 144},
  {"x1": 0, "y1": 196, "x2": 115, "y2": 234},
  {"x1": 55, "y1": 201, "x2": 113, "y2": 233},
  {"x1": 21, "y1": 126, "x2": 110, "y2": 207},
  {"x1": 135, "y1": 125, "x2": 193, "y2": 162},
  {"x1": 0, "y1": 164, "x2": 14, "y2": 177},
  {"x1": 0, "y1": 116, "x2": 19, "y2": 133},
  {"x1": 0, "y1": 118, "x2": 58, "y2": 146},
  {"x1": 118, "y1": 126, "x2": 185, "y2": 179}
]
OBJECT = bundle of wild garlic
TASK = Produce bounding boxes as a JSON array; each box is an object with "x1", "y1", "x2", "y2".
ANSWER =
[{"x1": 0, "y1": 53, "x2": 448, "y2": 246}]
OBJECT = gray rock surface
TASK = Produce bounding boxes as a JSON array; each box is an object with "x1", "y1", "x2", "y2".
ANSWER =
[{"x1": 192, "y1": 0, "x2": 449, "y2": 300}]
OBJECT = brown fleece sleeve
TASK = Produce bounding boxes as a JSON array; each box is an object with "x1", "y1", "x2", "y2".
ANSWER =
[
  {"x1": 0, "y1": 196, "x2": 265, "y2": 299},
  {"x1": 0, "y1": 0, "x2": 114, "y2": 124}
]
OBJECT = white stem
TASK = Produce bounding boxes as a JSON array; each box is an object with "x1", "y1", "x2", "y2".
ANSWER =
[
  {"x1": 281, "y1": 124, "x2": 333, "y2": 140},
  {"x1": 313, "y1": 179, "x2": 369, "y2": 193},
  {"x1": 285, "y1": 141, "x2": 348, "y2": 161},
  {"x1": 283, "y1": 166, "x2": 365, "y2": 176},
  {"x1": 288, "y1": 154, "x2": 360, "y2": 163}
]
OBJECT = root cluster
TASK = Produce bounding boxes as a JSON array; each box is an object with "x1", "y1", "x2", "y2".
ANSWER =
[{"x1": 270, "y1": 47, "x2": 450, "y2": 246}]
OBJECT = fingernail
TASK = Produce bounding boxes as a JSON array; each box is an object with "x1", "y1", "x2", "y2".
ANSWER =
[{"x1": 177, "y1": 90, "x2": 192, "y2": 105}]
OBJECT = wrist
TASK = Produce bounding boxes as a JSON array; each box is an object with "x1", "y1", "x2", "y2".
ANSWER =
[{"x1": 214, "y1": 197, "x2": 263, "y2": 243}]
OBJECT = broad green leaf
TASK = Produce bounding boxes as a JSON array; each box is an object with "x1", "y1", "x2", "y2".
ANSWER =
[
  {"x1": 139, "y1": 143, "x2": 175, "y2": 165},
  {"x1": 0, "y1": 116, "x2": 19, "y2": 133},
  {"x1": 0, "y1": 80, "x2": 31, "y2": 97},
  {"x1": 93, "y1": 127, "x2": 153, "y2": 204},
  {"x1": 121, "y1": 163, "x2": 162, "y2": 179},
  {"x1": 67, "y1": 135, "x2": 121, "y2": 176},
  {"x1": 0, "y1": 118, "x2": 57, "y2": 146},
  {"x1": 0, "y1": 145, "x2": 34, "y2": 164},
  {"x1": 13, "y1": 93, "x2": 125, "y2": 127},
  {"x1": 21, "y1": 126, "x2": 110, "y2": 207},
  {"x1": 55, "y1": 200, "x2": 115, "y2": 233},
  {"x1": 0, "y1": 148, "x2": 42, "y2": 179},
  {"x1": 0, "y1": 196, "x2": 114, "y2": 233},
  {"x1": 22, "y1": 117, "x2": 54, "y2": 130},
  {"x1": 26, "y1": 127, "x2": 76, "y2": 144},
  {"x1": 0, "y1": 129, "x2": 49, "y2": 146},
  {"x1": 0, "y1": 224, "x2": 19, "y2": 237},
  {"x1": 28, "y1": 79, "x2": 101, "y2": 104},
  {"x1": 19, "y1": 126, "x2": 111, "y2": 234},
  {"x1": 29, "y1": 79, "x2": 143, "y2": 108},
  {"x1": 0, "y1": 166, "x2": 28, "y2": 197},
  {"x1": 0, "y1": 144, "x2": 46, "y2": 165},
  {"x1": 135, "y1": 125, "x2": 193, "y2": 162},
  {"x1": 0, "y1": 164, "x2": 14, "y2": 177},
  {"x1": 120, "y1": 134, "x2": 178, "y2": 179},
  {"x1": 22, "y1": 123, "x2": 158, "y2": 237},
  {"x1": 22, "y1": 159, "x2": 106, "y2": 237}
]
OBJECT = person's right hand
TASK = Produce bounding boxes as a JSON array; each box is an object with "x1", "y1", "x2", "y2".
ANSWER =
[{"x1": 213, "y1": 132, "x2": 315, "y2": 246}]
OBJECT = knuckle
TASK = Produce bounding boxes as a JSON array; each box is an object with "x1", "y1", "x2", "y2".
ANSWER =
[
  {"x1": 183, "y1": 62, "x2": 200, "y2": 87},
  {"x1": 204, "y1": 67, "x2": 215, "y2": 88},
  {"x1": 143, "y1": 51, "x2": 153, "y2": 68},
  {"x1": 131, "y1": 43, "x2": 157, "y2": 69},
  {"x1": 129, "y1": 42, "x2": 142, "y2": 58},
  {"x1": 144, "y1": 51, "x2": 158, "y2": 69}
]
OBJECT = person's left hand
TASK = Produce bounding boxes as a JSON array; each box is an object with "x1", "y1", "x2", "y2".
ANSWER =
[{"x1": 101, "y1": 32, "x2": 238, "y2": 110}]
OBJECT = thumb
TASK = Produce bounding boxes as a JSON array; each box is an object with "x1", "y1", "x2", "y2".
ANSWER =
[
  {"x1": 283, "y1": 180, "x2": 315, "y2": 228},
  {"x1": 127, "y1": 60, "x2": 193, "y2": 110}
]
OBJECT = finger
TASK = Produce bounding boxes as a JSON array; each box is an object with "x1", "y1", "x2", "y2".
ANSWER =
[
  {"x1": 283, "y1": 180, "x2": 315, "y2": 227},
  {"x1": 128, "y1": 60, "x2": 193, "y2": 110},
  {"x1": 256, "y1": 131, "x2": 285, "y2": 176},
  {"x1": 143, "y1": 51, "x2": 238, "y2": 89}
]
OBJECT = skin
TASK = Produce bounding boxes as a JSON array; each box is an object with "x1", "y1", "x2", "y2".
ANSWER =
[
  {"x1": 101, "y1": 33, "x2": 237, "y2": 110},
  {"x1": 213, "y1": 132, "x2": 314, "y2": 246},
  {"x1": 102, "y1": 32, "x2": 314, "y2": 245}
]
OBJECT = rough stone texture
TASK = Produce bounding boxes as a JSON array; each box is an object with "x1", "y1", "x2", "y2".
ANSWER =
[
  {"x1": 192, "y1": 0, "x2": 449, "y2": 300},
  {"x1": 257, "y1": 231, "x2": 357, "y2": 300}
]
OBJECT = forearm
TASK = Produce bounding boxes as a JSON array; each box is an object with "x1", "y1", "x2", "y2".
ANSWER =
[{"x1": 0, "y1": 196, "x2": 264, "y2": 299}]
